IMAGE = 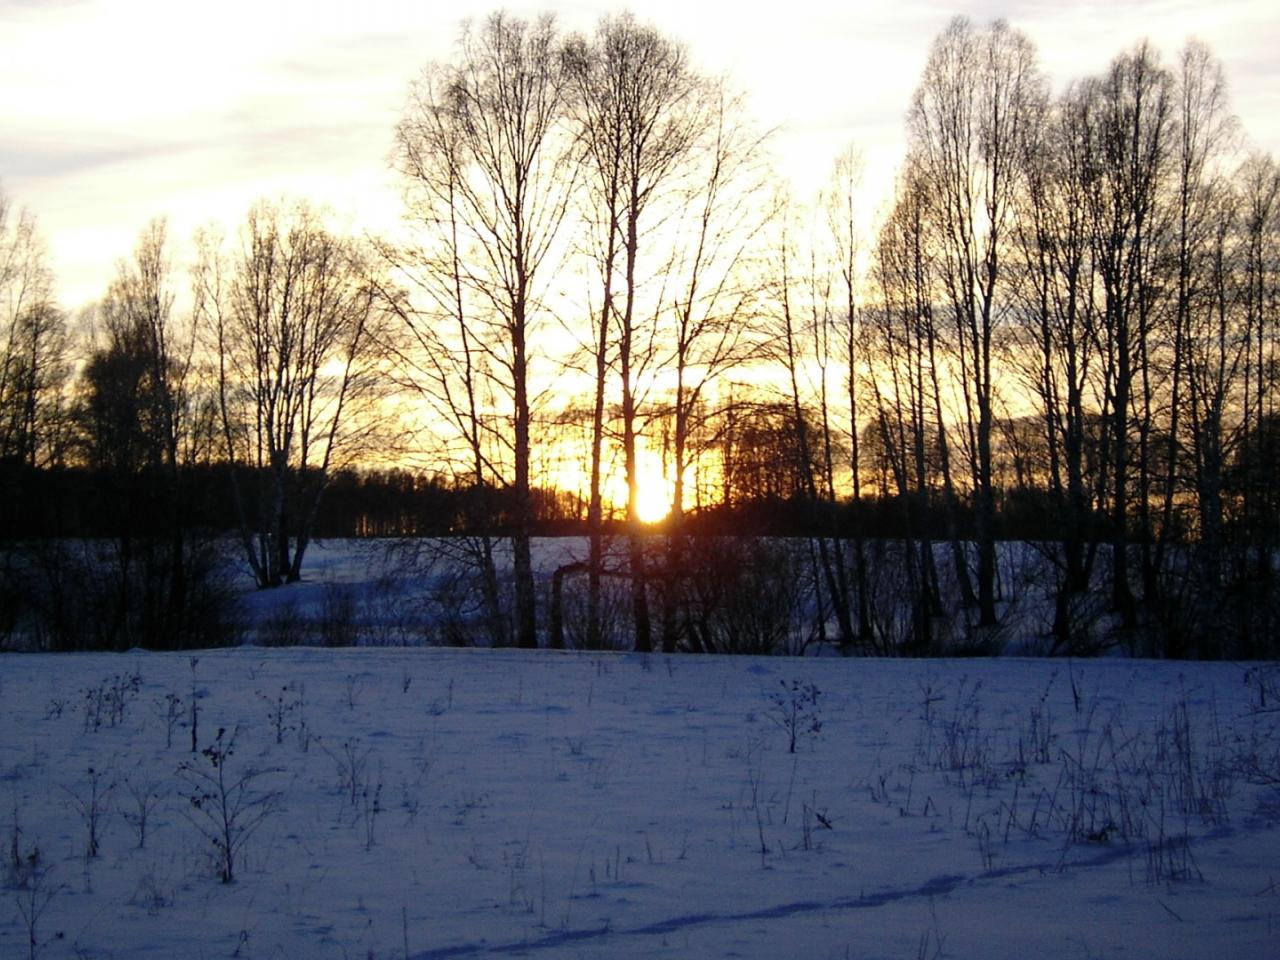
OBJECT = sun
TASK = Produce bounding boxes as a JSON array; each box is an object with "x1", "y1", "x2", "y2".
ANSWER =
[
  {"x1": 634, "y1": 475, "x2": 672, "y2": 524},
  {"x1": 632, "y1": 443, "x2": 672, "y2": 524},
  {"x1": 548, "y1": 435, "x2": 674, "y2": 524}
]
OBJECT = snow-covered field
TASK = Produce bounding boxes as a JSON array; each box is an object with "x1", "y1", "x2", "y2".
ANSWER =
[{"x1": 3, "y1": 644, "x2": 1279, "y2": 959}]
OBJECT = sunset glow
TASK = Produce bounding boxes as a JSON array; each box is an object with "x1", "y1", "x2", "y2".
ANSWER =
[
  {"x1": 631, "y1": 446, "x2": 674, "y2": 524},
  {"x1": 5, "y1": 10, "x2": 1280, "y2": 958}
]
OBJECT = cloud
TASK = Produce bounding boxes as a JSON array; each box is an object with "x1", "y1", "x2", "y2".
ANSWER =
[
  {"x1": 0, "y1": 0, "x2": 90, "y2": 13},
  {"x1": 0, "y1": 135, "x2": 196, "y2": 181},
  {"x1": 4, "y1": 0, "x2": 1279, "y2": 309}
]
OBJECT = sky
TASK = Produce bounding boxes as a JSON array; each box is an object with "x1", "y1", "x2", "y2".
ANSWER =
[{"x1": 2, "y1": 0, "x2": 1278, "y2": 310}]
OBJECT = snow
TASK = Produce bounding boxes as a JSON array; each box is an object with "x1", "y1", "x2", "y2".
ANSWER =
[{"x1": 2, "y1": 546, "x2": 1279, "y2": 958}]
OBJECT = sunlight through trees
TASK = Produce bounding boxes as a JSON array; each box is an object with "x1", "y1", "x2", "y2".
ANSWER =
[{"x1": 3, "y1": 10, "x2": 1280, "y2": 659}]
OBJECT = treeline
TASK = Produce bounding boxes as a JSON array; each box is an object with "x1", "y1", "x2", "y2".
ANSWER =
[
  {"x1": 2, "y1": 12, "x2": 1278, "y2": 657},
  {"x1": 0, "y1": 453, "x2": 1099, "y2": 541},
  {"x1": 0, "y1": 464, "x2": 584, "y2": 540}
]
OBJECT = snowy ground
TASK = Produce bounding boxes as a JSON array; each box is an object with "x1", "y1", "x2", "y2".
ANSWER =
[{"x1": 3, "y1": 644, "x2": 1279, "y2": 959}]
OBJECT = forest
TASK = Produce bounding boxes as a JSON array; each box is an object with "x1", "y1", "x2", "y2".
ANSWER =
[{"x1": 2, "y1": 12, "x2": 1278, "y2": 660}]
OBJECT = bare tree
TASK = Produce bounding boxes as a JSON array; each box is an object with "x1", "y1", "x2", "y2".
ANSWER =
[
  {"x1": 653, "y1": 88, "x2": 772, "y2": 652},
  {"x1": 769, "y1": 150, "x2": 879, "y2": 652},
  {"x1": 826, "y1": 147, "x2": 875, "y2": 645},
  {"x1": 772, "y1": 198, "x2": 857, "y2": 649},
  {"x1": 908, "y1": 16, "x2": 1046, "y2": 628},
  {"x1": 867, "y1": 166, "x2": 946, "y2": 652},
  {"x1": 0, "y1": 190, "x2": 67, "y2": 469},
  {"x1": 81, "y1": 219, "x2": 213, "y2": 645},
  {"x1": 199, "y1": 201, "x2": 389, "y2": 589},
  {"x1": 391, "y1": 61, "x2": 511, "y2": 646},
  {"x1": 563, "y1": 12, "x2": 708, "y2": 651},
  {"x1": 1168, "y1": 42, "x2": 1239, "y2": 622},
  {"x1": 1237, "y1": 153, "x2": 1280, "y2": 583},
  {"x1": 1079, "y1": 44, "x2": 1173, "y2": 630},
  {"x1": 395, "y1": 12, "x2": 576, "y2": 647},
  {"x1": 1009, "y1": 82, "x2": 1109, "y2": 652},
  {"x1": 0, "y1": 190, "x2": 67, "y2": 650}
]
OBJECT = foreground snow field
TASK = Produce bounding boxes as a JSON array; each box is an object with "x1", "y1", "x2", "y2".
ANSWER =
[{"x1": 2, "y1": 646, "x2": 1278, "y2": 959}]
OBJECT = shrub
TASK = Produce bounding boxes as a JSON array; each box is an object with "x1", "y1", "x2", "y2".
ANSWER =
[
  {"x1": 316, "y1": 580, "x2": 358, "y2": 647},
  {"x1": 767, "y1": 680, "x2": 823, "y2": 753},
  {"x1": 13, "y1": 539, "x2": 241, "y2": 652},
  {"x1": 177, "y1": 727, "x2": 282, "y2": 884},
  {"x1": 257, "y1": 599, "x2": 306, "y2": 647},
  {"x1": 678, "y1": 537, "x2": 809, "y2": 655}
]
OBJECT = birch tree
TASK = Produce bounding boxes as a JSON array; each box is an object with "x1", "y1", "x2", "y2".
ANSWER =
[
  {"x1": 563, "y1": 12, "x2": 706, "y2": 651},
  {"x1": 200, "y1": 201, "x2": 388, "y2": 589},
  {"x1": 908, "y1": 17, "x2": 1046, "y2": 628},
  {"x1": 396, "y1": 12, "x2": 575, "y2": 647}
]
